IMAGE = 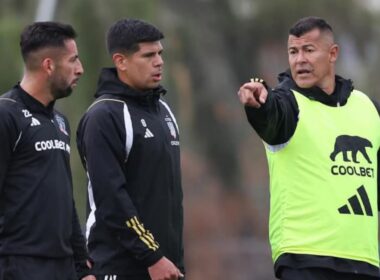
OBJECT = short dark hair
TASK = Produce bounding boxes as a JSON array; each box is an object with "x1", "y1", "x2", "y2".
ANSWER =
[
  {"x1": 289, "y1": 16, "x2": 333, "y2": 37},
  {"x1": 20, "y1": 21, "x2": 77, "y2": 62},
  {"x1": 106, "y1": 18, "x2": 164, "y2": 55}
]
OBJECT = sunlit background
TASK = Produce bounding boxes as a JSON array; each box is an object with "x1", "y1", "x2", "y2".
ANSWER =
[{"x1": 1, "y1": 0, "x2": 379, "y2": 279}]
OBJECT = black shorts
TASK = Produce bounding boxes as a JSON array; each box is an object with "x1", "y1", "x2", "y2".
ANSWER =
[
  {"x1": 95, "y1": 275, "x2": 185, "y2": 280},
  {"x1": 280, "y1": 267, "x2": 380, "y2": 280},
  {"x1": 0, "y1": 256, "x2": 77, "y2": 280},
  {"x1": 96, "y1": 276, "x2": 150, "y2": 280},
  {"x1": 96, "y1": 276, "x2": 147, "y2": 280}
]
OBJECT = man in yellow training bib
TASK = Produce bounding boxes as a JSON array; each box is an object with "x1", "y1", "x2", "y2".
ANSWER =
[{"x1": 238, "y1": 16, "x2": 380, "y2": 280}]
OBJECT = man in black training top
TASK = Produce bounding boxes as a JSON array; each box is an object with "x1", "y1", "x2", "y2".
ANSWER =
[
  {"x1": 0, "y1": 22, "x2": 94, "y2": 280},
  {"x1": 77, "y1": 19, "x2": 185, "y2": 280},
  {"x1": 238, "y1": 16, "x2": 380, "y2": 280}
]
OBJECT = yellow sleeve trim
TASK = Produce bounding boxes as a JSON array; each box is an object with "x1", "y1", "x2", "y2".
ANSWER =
[{"x1": 126, "y1": 216, "x2": 159, "y2": 251}]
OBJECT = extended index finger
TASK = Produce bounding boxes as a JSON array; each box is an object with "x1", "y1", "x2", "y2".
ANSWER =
[{"x1": 238, "y1": 87, "x2": 261, "y2": 108}]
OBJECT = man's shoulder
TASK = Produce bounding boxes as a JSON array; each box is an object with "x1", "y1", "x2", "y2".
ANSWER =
[
  {"x1": 80, "y1": 96, "x2": 129, "y2": 129},
  {"x1": 0, "y1": 91, "x2": 23, "y2": 117},
  {"x1": 372, "y1": 100, "x2": 380, "y2": 117},
  {"x1": 0, "y1": 88, "x2": 19, "y2": 102},
  {"x1": 87, "y1": 96, "x2": 127, "y2": 113},
  {"x1": 0, "y1": 96, "x2": 18, "y2": 109},
  {"x1": 0, "y1": 92, "x2": 25, "y2": 132},
  {"x1": 344, "y1": 89, "x2": 380, "y2": 118},
  {"x1": 158, "y1": 98, "x2": 176, "y2": 113}
]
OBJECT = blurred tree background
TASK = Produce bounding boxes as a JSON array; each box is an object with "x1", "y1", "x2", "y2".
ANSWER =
[{"x1": 1, "y1": 0, "x2": 379, "y2": 279}]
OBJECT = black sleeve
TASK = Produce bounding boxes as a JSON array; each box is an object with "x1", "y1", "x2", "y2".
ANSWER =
[
  {"x1": 76, "y1": 104, "x2": 163, "y2": 267},
  {"x1": 244, "y1": 85, "x2": 299, "y2": 145},
  {"x1": 60, "y1": 113, "x2": 90, "y2": 279},
  {"x1": 71, "y1": 200, "x2": 91, "y2": 279},
  {"x1": 0, "y1": 105, "x2": 19, "y2": 193},
  {"x1": 370, "y1": 98, "x2": 380, "y2": 211}
]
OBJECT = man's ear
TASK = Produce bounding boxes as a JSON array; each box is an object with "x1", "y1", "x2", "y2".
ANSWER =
[
  {"x1": 42, "y1": 58, "x2": 55, "y2": 75},
  {"x1": 329, "y1": 44, "x2": 339, "y2": 63},
  {"x1": 112, "y1": 53, "x2": 127, "y2": 71}
]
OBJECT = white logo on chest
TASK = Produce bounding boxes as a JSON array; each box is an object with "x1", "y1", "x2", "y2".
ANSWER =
[
  {"x1": 141, "y1": 119, "x2": 154, "y2": 139},
  {"x1": 55, "y1": 114, "x2": 69, "y2": 136},
  {"x1": 30, "y1": 117, "x2": 41, "y2": 127},
  {"x1": 35, "y1": 139, "x2": 70, "y2": 153}
]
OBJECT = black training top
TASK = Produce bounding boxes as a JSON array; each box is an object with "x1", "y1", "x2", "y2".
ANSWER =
[
  {"x1": 0, "y1": 85, "x2": 88, "y2": 275},
  {"x1": 77, "y1": 68, "x2": 184, "y2": 277}
]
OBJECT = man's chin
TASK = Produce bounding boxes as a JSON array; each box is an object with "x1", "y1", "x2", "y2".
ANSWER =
[
  {"x1": 53, "y1": 88, "x2": 73, "y2": 100},
  {"x1": 295, "y1": 79, "x2": 315, "y2": 89},
  {"x1": 151, "y1": 81, "x2": 161, "y2": 88}
]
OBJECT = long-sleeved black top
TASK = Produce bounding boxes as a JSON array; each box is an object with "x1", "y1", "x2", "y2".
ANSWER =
[
  {"x1": 244, "y1": 71, "x2": 380, "y2": 277},
  {"x1": 0, "y1": 85, "x2": 89, "y2": 278},
  {"x1": 76, "y1": 68, "x2": 184, "y2": 277}
]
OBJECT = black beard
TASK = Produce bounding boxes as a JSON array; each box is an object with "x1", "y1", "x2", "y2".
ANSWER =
[{"x1": 52, "y1": 86, "x2": 72, "y2": 100}]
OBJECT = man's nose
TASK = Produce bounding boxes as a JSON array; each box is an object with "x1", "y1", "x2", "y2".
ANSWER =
[
  {"x1": 295, "y1": 51, "x2": 307, "y2": 63},
  {"x1": 76, "y1": 60, "x2": 84, "y2": 75},
  {"x1": 154, "y1": 54, "x2": 164, "y2": 67}
]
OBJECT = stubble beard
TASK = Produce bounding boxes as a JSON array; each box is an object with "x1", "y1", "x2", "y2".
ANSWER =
[{"x1": 51, "y1": 83, "x2": 73, "y2": 100}]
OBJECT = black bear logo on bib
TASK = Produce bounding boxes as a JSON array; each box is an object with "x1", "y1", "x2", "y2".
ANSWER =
[{"x1": 330, "y1": 135, "x2": 372, "y2": 164}]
